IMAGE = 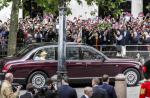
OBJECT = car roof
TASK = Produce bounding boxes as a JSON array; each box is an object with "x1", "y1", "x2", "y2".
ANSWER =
[{"x1": 29, "y1": 42, "x2": 85, "y2": 47}]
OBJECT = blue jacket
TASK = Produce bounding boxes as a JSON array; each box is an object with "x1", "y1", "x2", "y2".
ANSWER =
[
  {"x1": 99, "y1": 83, "x2": 117, "y2": 98},
  {"x1": 91, "y1": 86, "x2": 108, "y2": 98},
  {"x1": 58, "y1": 85, "x2": 77, "y2": 98}
]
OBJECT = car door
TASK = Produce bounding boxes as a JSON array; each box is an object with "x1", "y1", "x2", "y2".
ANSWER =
[
  {"x1": 14, "y1": 46, "x2": 58, "y2": 79},
  {"x1": 31, "y1": 46, "x2": 57, "y2": 76},
  {"x1": 66, "y1": 46, "x2": 87, "y2": 78},
  {"x1": 81, "y1": 46, "x2": 118, "y2": 77}
]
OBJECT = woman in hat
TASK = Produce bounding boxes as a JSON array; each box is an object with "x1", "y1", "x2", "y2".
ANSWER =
[{"x1": 34, "y1": 50, "x2": 47, "y2": 60}]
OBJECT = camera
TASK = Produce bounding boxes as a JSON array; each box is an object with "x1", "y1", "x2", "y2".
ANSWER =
[{"x1": 12, "y1": 84, "x2": 22, "y2": 92}]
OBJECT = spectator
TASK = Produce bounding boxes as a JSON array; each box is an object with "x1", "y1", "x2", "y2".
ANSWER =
[
  {"x1": 34, "y1": 29, "x2": 43, "y2": 43},
  {"x1": 44, "y1": 78, "x2": 57, "y2": 98},
  {"x1": 34, "y1": 86, "x2": 49, "y2": 98},
  {"x1": 1, "y1": 73, "x2": 22, "y2": 98},
  {"x1": 81, "y1": 87, "x2": 93, "y2": 98},
  {"x1": 114, "y1": 29, "x2": 123, "y2": 56},
  {"x1": 20, "y1": 83, "x2": 35, "y2": 98},
  {"x1": 58, "y1": 77, "x2": 77, "y2": 98},
  {"x1": 91, "y1": 78, "x2": 108, "y2": 98},
  {"x1": 99, "y1": 74, "x2": 117, "y2": 98}
]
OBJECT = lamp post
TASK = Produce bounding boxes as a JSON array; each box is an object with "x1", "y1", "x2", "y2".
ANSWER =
[{"x1": 57, "y1": 0, "x2": 67, "y2": 87}]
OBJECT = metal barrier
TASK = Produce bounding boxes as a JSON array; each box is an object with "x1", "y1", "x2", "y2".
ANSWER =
[{"x1": 93, "y1": 44, "x2": 150, "y2": 63}]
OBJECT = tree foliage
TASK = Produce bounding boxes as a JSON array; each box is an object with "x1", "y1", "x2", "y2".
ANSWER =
[
  {"x1": 146, "y1": 3, "x2": 150, "y2": 11},
  {"x1": 85, "y1": 0, "x2": 125, "y2": 18},
  {"x1": 0, "y1": 0, "x2": 10, "y2": 10},
  {"x1": 22, "y1": 0, "x2": 82, "y2": 16},
  {"x1": 0, "y1": 0, "x2": 125, "y2": 18}
]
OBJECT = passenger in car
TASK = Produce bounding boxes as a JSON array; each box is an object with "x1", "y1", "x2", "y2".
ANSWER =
[{"x1": 34, "y1": 50, "x2": 48, "y2": 60}]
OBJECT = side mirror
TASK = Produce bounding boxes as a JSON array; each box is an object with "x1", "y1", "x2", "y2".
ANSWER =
[{"x1": 96, "y1": 55, "x2": 105, "y2": 62}]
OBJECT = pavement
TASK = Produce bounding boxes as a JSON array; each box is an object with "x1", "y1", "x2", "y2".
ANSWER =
[
  {"x1": 19, "y1": 86, "x2": 140, "y2": 98},
  {"x1": 127, "y1": 86, "x2": 140, "y2": 98}
]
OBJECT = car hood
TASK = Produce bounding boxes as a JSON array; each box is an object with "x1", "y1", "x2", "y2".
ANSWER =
[
  {"x1": 0, "y1": 56, "x2": 20, "y2": 63},
  {"x1": 0, "y1": 56, "x2": 21, "y2": 72}
]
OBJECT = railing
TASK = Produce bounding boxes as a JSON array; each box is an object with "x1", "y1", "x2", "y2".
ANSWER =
[
  {"x1": 93, "y1": 44, "x2": 150, "y2": 63},
  {"x1": 0, "y1": 43, "x2": 150, "y2": 63}
]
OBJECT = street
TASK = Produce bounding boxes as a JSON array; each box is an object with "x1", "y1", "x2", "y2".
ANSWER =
[{"x1": 20, "y1": 86, "x2": 140, "y2": 98}]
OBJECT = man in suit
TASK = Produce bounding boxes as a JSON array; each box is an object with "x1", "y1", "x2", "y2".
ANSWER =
[
  {"x1": 81, "y1": 87, "x2": 93, "y2": 98},
  {"x1": 20, "y1": 83, "x2": 35, "y2": 98},
  {"x1": 99, "y1": 74, "x2": 117, "y2": 98},
  {"x1": 91, "y1": 78, "x2": 108, "y2": 98},
  {"x1": 1, "y1": 73, "x2": 22, "y2": 98},
  {"x1": 58, "y1": 77, "x2": 77, "y2": 98}
]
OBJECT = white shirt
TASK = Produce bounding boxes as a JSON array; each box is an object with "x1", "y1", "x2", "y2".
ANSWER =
[{"x1": 84, "y1": 94, "x2": 89, "y2": 98}]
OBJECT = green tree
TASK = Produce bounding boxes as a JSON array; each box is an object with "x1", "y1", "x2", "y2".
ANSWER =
[
  {"x1": 85, "y1": 0, "x2": 125, "y2": 18},
  {"x1": 0, "y1": 0, "x2": 21, "y2": 56},
  {"x1": 146, "y1": 3, "x2": 150, "y2": 12},
  {"x1": 0, "y1": 0, "x2": 9, "y2": 10},
  {"x1": 7, "y1": 0, "x2": 20, "y2": 56},
  {"x1": 23, "y1": 0, "x2": 82, "y2": 17}
]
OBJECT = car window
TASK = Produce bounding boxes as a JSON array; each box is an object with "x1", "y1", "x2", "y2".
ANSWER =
[
  {"x1": 66, "y1": 47, "x2": 79, "y2": 60},
  {"x1": 81, "y1": 47, "x2": 103, "y2": 60},
  {"x1": 33, "y1": 47, "x2": 55, "y2": 60},
  {"x1": 14, "y1": 45, "x2": 36, "y2": 57}
]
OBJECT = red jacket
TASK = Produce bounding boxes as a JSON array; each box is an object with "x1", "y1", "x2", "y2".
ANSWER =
[{"x1": 139, "y1": 81, "x2": 150, "y2": 98}]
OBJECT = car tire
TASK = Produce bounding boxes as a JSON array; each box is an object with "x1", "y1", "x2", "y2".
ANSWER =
[
  {"x1": 28, "y1": 71, "x2": 48, "y2": 88},
  {"x1": 123, "y1": 68, "x2": 140, "y2": 86}
]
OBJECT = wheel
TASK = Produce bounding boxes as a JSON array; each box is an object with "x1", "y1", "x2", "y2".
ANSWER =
[
  {"x1": 123, "y1": 68, "x2": 140, "y2": 86},
  {"x1": 28, "y1": 71, "x2": 48, "y2": 88}
]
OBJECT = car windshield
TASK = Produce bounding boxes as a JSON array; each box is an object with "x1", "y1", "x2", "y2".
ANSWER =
[{"x1": 14, "y1": 45, "x2": 36, "y2": 57}]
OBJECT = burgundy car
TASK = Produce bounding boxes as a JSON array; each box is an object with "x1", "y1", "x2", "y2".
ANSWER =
[{"x1": 0, "y1": 43, "x2": 142, "y2": 88}]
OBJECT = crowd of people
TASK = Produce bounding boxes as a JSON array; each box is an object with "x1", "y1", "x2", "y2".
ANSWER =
[
  {"x1": 0, "y1": 73, "x2": 117, "y2": 98},
  {"x1": 0, "y1": 12, "x2": 149, "y2": 57},
  {"x1": 0, "y1": 12, "x2": 149, "y2": 46}
]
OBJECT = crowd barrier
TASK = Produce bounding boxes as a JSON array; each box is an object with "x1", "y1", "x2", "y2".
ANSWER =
[{"x1": 93, "y1": 44, "x2": 150, "y2": 63}]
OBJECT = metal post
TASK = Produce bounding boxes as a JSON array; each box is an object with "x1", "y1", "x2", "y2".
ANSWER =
[{"x1": 57, "y1": 0, "x2": 67, "y2": 87}]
